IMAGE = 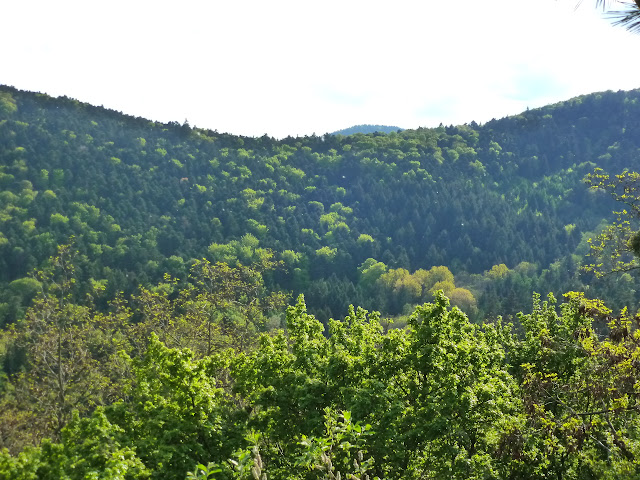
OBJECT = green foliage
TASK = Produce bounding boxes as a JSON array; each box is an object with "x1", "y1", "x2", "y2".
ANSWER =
[
  {"x1": 297, "y1": 410, "x2": 378, "y2": 480},
  {"x1": 0, "y1": 92, "x2": 17, "y2": 115},
  {"x1": 506, "y1": 291, "x2": 640, "y2": 478},
  {"x1": 448, "y1": 287, "x2": 477, "y2": 312},
  {"x1": 5, "y1": 84, "x2": 640, "y2": 478},
  {"x1": 356, "y1": 234, "x2": 374, "y2": 245},
  {"x1": 3, "y1": 244, "x2": 132, "y2": 444},
  {"x1": 132, "y1": 258, "x2": 287, "y2": 355},
  {"x1": 0, "y1": 246, "x2": 287, "y2": 455},
  {"x1": 357, "y1": 258, "x2": 387, "y2": 290},
  {"x1": 583, "y1": 168, "x2": 640, "y2": 276},
  {"x1": 107, "y1": 336, "x2": 227, "y2": 480},
  {"x1": 3, "y1": 248, "x2": 640, "y2": 479},
  {"x1": 1, "y1": 85, "x2": 639, "y2": 321},
  {"x1": 185, "y1": 463, "x2": 221, "y2": 480},
  {"x1": 50, "y1": 213, "x2": 69, "y2": 225},
  {"x1": 0, "y1": 410, "x2": 149, "y2": 479},
  {"x1": 226, "y1": 294, "x2": 520, "y2": 479},
  {"x1": 315, "y1": 246, "x2": 337, "y2": 260},
  {"x1": 486, "y1": 263, "x2": 510, "y2": 279}
]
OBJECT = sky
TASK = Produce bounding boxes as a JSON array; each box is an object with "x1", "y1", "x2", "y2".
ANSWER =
[{"x1": 2, "y1": 0, "x2": 640, "y2": 138}]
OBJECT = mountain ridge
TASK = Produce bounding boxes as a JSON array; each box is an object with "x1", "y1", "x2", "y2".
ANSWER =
[
  {"x1": 0, "y1": 84, "x2": 638, "y2": 324},
  {"x1": 331, "y1": 124, "x2": 404, "y2": 136}
]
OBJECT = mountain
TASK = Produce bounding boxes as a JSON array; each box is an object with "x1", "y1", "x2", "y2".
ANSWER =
[
  {"x1": 331, "y1": 124, "x2": 404, "y2": 135},
  {"x1": 0, "y1": 85, "x2": 638, "y2": 325}
]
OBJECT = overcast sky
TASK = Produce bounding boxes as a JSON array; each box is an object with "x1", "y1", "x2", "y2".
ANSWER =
[{"x1": 2, "y1": 0, "x2": 640, "y2": 138}]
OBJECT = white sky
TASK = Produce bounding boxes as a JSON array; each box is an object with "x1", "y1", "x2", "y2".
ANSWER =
[{"x1": 2, "y1": 0, "x2": 640, "y2": 138}]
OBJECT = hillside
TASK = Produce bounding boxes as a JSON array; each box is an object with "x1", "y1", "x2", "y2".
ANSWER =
[
  {"x1": 331, "y1": 124, "x2": 404, "y2": 135},
  {"x1": 4, "y1": 86, "x2": 640, "y2": 479},
  {"x1": 0, "y1": 86, "x2": 639, "y2": 325}
]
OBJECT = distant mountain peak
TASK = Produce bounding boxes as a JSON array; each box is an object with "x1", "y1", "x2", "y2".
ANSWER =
[{"x1": 331, "y1": 124, "x2": 404, "y2": 136}]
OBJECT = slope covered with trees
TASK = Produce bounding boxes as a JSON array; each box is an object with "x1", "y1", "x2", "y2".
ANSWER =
[
  {"x1": 2, "y1": 248, "x2": 640, "y2": 479},
  {"x1": 330, "y1": 125, "x2": 404, "y2": 135},
  {"x1": 4, "y1": 82, "x2": 640, "y2": 478},
  {"x1": 0, "y1": 85, "x2": 639, "y2": 324}
]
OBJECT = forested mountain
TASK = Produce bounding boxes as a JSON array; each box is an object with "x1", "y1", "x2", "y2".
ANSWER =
[
  {"x1": 4, "y1": 85, "x2": 640, "y2": 479},
  {"x1": 0, "y1": 85, "x2": 638, "y2": 327},
  {"x1": 331, "y1": 124, "x2": 404, "y2": 135}
]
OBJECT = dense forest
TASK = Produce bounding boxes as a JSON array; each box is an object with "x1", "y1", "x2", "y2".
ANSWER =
[
  {"x1": 0, "y1": 85, "x2": 639, "y2": 326},
  {"x1": 2, "y1": 85, "x2": 640, "y2": 478}
]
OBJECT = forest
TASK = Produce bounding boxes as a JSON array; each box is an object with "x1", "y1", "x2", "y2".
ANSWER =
[{"x1": 2, "y1": 84, "x2": 640, "y2": 478}]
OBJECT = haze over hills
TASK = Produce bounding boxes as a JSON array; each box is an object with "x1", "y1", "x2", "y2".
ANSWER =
[{"x1": 0, "y1": 85, "x2": 638, "y2": 326}]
